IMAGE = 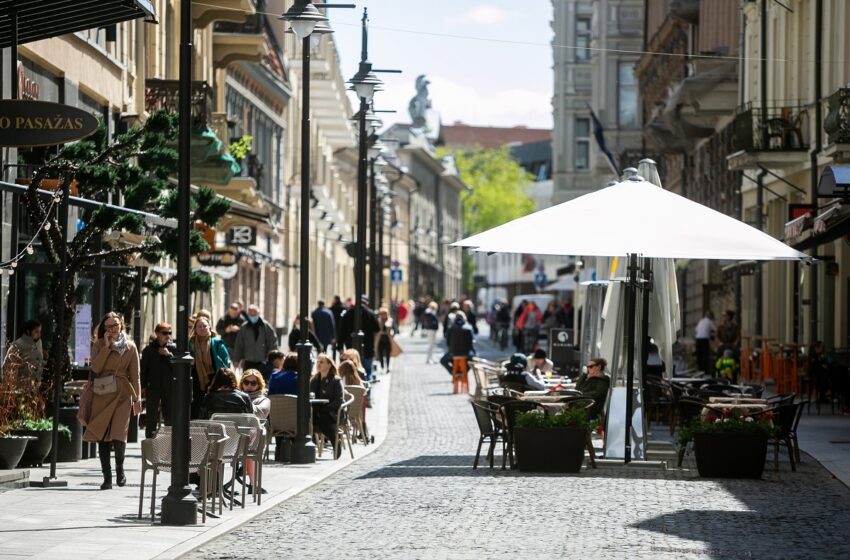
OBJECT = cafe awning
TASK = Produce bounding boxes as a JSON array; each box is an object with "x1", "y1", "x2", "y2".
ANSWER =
[{"x1": 0, "y1": 0, "x2": 156, "y2": 48}]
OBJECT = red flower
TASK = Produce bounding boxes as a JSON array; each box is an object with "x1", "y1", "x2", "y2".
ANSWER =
[{"x1": 705, "y1": 415, "x2": 718, "y2": 423}]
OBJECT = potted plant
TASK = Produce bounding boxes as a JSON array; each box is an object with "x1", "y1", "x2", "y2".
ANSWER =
[
  {"x1": 0, "y1": 370, "x2": 35, "y2": 469},
  {"x1": 513, "y1": 407, "x2": 593, "y2": 473},
  {"x1": 679, "y1": 408, "x2": 775, "y2": 479},
  {"x1": 12, "y1": 417, "x2": 72, "y2": 468}
]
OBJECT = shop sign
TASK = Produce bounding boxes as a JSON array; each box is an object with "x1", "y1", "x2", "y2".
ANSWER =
[
  {"x1": 197, "y1": 249, "x2": 236, "y2": 267},
  {"x1": 225, "y1": 225, "x2": 257, "y2": 246},
  {"x1": 0, "y1": 100, "x2": 99, "y2": 147}
]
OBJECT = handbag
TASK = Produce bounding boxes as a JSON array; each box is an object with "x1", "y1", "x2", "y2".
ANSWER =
[
  {"x1": 92, "y1": 374, "x2": 118, "y2": 395},
  {"x1": 77, "y1": 381, "x2": 94, "y2": 427},
  {"x1": 390, "y1": 336, "x2": 403, "y2": 358}
]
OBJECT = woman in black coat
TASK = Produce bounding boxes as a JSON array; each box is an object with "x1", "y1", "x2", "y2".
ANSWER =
[{"x1": 309, "y1": 353, "x2": 344, "y2": 459}]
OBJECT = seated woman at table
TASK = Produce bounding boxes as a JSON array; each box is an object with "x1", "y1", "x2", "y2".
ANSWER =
[
  {"x1": 338, "y1": 360, "x2": 364, "y2": 388},
  {"x1": 340, "y1": 349, "x2": 369, "y2": 382},
  {"x1": 501, "y1": 353, "x2": 546, "y2": 391},
  {"x1": 309, "y1": 353, "x2": 344, "y2": 459},
  {"x1": 268, "y1": 352, "x2": 299, "y2": 396},
  {"x1": 575, "y1": 358, "x2": 610, "y2": 419},
  {"x1": 239, "y1": 368, "x2": 270, "y2": 420},
  {"x1": 201, "y1": 368, "x2": 254, "y2": 419},
  {"x1": 527, "y1": 348, "x2": 554, "y2": 376}
]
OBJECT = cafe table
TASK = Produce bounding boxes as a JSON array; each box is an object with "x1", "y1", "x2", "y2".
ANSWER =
[
  {"x1": 708, "y1": 396, "x2": 768, "y2": 405},
  {"x1": 702, "y1": 401, "x2": 769, "y2": 416}
]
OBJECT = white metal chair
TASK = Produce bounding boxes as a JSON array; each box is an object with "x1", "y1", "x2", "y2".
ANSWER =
[
  {"x1": 210, "y1": 413, "x2": 266, "y2": 505},
  {"x1": 344, "y1": 385, "x2": 369, "y2": 445},
  {"x1": 139, "y1": 426, "x2": 215, "y2": 523}
]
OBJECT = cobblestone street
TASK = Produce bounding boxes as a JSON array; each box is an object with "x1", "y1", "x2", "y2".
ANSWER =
[{"x1": 188, "y1": 334, "x2": 850, "y2": 560}]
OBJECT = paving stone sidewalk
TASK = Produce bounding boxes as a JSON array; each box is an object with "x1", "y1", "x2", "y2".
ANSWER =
[
  {"x1": 189, "y1": 331, "x2": 850, "y2": 560},
  {"x1": 0, "y1": 371, "x2": 391, "y2": 560}
]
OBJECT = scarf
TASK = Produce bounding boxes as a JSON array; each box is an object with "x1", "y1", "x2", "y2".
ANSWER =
[
  {"x1": 192, "y1": 335, "x2": 214, "y2": 391},
  {"x1": 112, "y1": 333, "x2": 128, "y2": 356}
]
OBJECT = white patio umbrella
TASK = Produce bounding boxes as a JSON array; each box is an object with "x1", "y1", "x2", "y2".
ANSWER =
[
  {"x1": 453, "y1": 177, "x2": 810, "y2": 262},
  {"x1": 454, "y1": 175, "x2": 809, "y2": 461}
]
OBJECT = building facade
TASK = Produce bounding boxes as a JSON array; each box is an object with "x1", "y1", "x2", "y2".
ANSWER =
[{"x1": 551, "y1": 0, "x2": 644, "y2": 202}]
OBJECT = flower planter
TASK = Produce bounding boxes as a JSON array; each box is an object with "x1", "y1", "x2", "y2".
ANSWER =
[
  {"x1": 693, "y1": 432, "x2": 768, "y2": 479},
  {"x1": 0, "y1": 436, "x2": 36, "y2": 469},
  {"x1": 57, "y1": 407, "x2": 83, "y2": 462},
  {"x1": 11, "y1": 430, "x2": 53, "y2": 468},
  {"x1": 513, "y1": 426, "x2": 587, "y2": 473}
]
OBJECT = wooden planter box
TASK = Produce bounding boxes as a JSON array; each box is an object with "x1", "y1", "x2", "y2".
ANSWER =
[
  {"x1": 513, "y1": 426, "x2": 586, "y2": 473},
  {"x1": 694, "y1": 432, "x2": 768, "y2": 479}
]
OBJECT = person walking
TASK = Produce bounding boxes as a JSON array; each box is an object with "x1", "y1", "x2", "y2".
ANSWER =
[
  {"x1": 188, "y1": 316, "x2": 231, "y2": 419},
  {"x1": 139, "y1": 322, "x2": 176, "y2": 438},
  {"x1": 694, "y1": 310, "x2": 716, "y2": 374},
  {"x1": 441, "y1": 311, "x2": 475, "y2": 375},
  {"x1": 337, "y1": 295, "x2": 380, "y2": 377},
  {"x1": 375, "y1": 307, "x2": 394, "y2": 373},
  {"x1": 233, "y1": 304, "x2": 278, "y2": 380},
  {"x1": 288, "y1": 315, "x2": 322, "y2": 352},
  {"x1": 311, "y1": 300, "x2": 336, "y2": 353},
  {"x1": 517, "y1": 301, "x2": 542, "y2": 354},
  {"x1": 329, "y1": 296, "x2": 345, "y2": 359},
  {"x1": 215, "y1": 302, "x2": 245, "y2": 354},
  {"x1": 2, "y1": 319, "x2": 45, "y2": 382},
  {"x1": 423, "y1": 301, "x2": 440, "y2": 364},
  {"x1": 84, "y1": 312, "x2": 141, "y2": 490}
]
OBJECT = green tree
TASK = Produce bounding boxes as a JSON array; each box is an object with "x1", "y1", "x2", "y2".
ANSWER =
[
  {"x1": 439, "y1": 146, "x2": 535, "y2": 293},
  {"x1": 21, "y1": 109, "x2": 230, "y2": 383}
]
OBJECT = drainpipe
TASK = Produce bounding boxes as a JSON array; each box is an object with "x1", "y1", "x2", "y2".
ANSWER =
[
  {"x1": 760, "y1": 0, "x2": 768, "y2": 149},
  {"x1": 809, "y1": 0, "x2": 823, "y2": 344},
  {"x1": 755, "y1": 168, "x2": 766, "y2": 337}
]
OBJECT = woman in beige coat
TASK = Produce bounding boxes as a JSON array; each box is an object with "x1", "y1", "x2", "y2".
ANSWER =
[{"x1": 84, "y1": 312, "x2": 141, "y2": 489}]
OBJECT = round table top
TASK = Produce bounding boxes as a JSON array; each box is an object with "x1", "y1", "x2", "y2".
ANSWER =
[{"x1": 310, "y1": 398, "x2": 329, "y2": 405}]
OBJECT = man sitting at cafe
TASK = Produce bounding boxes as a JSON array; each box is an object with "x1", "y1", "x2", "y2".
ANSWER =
[
  {"x1": 526, "y1": 348, "x2": 554, "y2": 376},
  {"x1": 575, "y1": 357, "x2": 610, "y2": 419},
  {"x1": 501, "y1": 353, "x2": 545, "y2": 391}
]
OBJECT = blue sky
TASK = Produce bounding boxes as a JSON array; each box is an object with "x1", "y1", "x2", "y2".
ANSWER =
[{"x1": 328, "y1": 1, "x2": 554, "y2": 129}]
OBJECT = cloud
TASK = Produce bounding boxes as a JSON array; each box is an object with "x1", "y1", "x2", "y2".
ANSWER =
[
  {"x1": 445, "y1": 5, "x2": 514, "y2": 27},
  {"x1": 375, "y1": 75, "x2": 553, "y2": 129}
]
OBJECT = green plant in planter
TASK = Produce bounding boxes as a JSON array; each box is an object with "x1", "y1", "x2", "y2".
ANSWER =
[
  {"x1": 14, "y1": 417, "x2": 72, "y2": 442},
  {"x1": 679, "y1": 407, "x2": 776, "y2": 447},
  {"x1": 515, "y1": 407, "x2": 593, "y2": 430}
]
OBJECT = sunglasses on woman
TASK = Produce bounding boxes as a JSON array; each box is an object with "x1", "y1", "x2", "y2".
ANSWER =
[{"x1": 242, "y1": 378, "x2": 259, "y2": 387}]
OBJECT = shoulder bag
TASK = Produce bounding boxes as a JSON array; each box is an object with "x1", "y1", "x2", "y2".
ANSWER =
[{"x1": 92, "y1": 372, "x2": 118, "y2": 395}]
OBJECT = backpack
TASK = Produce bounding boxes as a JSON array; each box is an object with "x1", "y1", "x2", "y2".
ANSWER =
[{"x1": 423, "y1": 311, "x2": 439, "y2": 330}]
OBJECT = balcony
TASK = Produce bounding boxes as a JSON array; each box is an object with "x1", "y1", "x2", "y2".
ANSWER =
[
  {"x1": 193, "y1": 0, "x2": 255, "y2": 29},
  {"x1": 824, "y1": 88, "x2": 850, "y2": 162},
  {"x1": 727, "y1": 102, "x2": 810, "y2": 170},
  {"x1": 144, "y1": 79, "x2": 212, "y2": 129}
]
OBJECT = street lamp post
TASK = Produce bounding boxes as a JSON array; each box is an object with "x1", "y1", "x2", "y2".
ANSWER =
[
  {"x1": 161, "y1": 0, "x2": 198, "y2": 526},
  {"x1": 348, "y1": 8, "x2": 382, "y2": 356},
  {"x1": 368, "y1": 153, "x2": 377, "y2": 307},
  {"x1": 280, "y1": 0, "x2": 352, "y2": 464}
]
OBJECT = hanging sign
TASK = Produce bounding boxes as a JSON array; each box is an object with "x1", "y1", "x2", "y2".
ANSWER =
[
  {"x1": 0, "y1": 100, "x2": 99, "y2": 147},
  {"x1": 197, "y1": 250, "x2": 236, "y2": 267},
  {"x1": 226, "y1": 225, "x2": 257, "y2": 246}
]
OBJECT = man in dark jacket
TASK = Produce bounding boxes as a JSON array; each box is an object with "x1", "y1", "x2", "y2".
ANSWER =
[
  {"x1": 441, "y1": 312, "x2": 475, "y2": 374},
  {"x1": 337, "y1": 295, "x2": 380, "y2": 377},
  {"x1": 233, "y1": 304, "x2": 278, "y2": 380},
  {"x1": 311, "y1": 300, "x2": 336, "y2": 353},
  {"x1": 215, "y1": 302, "x2": 245, "y2": 353},
  {"x1": 140, "y1": 322, "x2": 176, "y2": 438}
]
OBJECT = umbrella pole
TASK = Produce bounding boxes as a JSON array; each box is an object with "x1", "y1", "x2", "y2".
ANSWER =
[{"x1": 624, "y1": 253, "x2": 638, "y2": 463}]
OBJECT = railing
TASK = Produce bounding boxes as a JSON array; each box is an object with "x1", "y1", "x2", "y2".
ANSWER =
[
  {"x1": 824, "y1": 87, "x2": 850, "y2": 145},
  {"x1": 733, "y1": 102, "x2": 810, "y2": 152},
  {"x1": 144, "y1": 79, "x2": 213, "y2": 130}
]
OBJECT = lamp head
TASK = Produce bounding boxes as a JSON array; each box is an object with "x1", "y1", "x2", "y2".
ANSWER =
[{"x1": 279, "y1": 1, "x2": 328, "y2": 40}]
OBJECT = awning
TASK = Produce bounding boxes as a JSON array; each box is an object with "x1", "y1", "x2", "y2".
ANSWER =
[
  {"x1": 0, "y1": 179, "x2": 177, "y2": 229},
  {"x1": 793, "y1": 203, "x2": 850, "y2": 251},
  {"x1": 0, "y1": 0, "x2": 156, "y2": 48},
  {"x1": 783, "y1": 212, "x2": 812, "y2": 242}
]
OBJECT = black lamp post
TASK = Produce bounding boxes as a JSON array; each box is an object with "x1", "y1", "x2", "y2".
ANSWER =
[
  {"x1": 161, "y1": 0, "x2": 197, "y2": 526},
  {"x1": 348, "y1": 8, "x2": 382, "y2": 356},
  {"x1": 280, "y1": 0, "x2": 352, "y2": 464}
]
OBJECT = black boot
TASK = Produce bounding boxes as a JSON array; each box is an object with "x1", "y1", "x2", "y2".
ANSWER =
[
  {"x1": 98, "y1": 442, "x2": 112, "y2": 490},
  {"x1": 113, "y1": 440, "x2": 126, "y2": 487}
]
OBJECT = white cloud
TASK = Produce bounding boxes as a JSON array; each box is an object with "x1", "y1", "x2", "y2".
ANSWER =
[
  {"x1": 445, "y1": 5, "x2": 514, "y2": 27},
  {"x1": 371, "y1": 75, "x2": 552, "y2": 130}
]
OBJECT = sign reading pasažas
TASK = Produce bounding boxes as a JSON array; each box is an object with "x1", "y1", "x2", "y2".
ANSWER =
[{"x1": 0, "y1": 100, "x2": 100, "y2": 147}]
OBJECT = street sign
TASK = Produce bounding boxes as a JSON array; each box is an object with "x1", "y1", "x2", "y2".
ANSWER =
[
  {"x1": 226, "y1": 225, "x2": 257, "y2": 246},
  {"x1": 534, "y1": 272, "x2": 547, "y2": 287},
  {"x1": 392, "y1": 260, "x2": 400, "y2": 268},
  {"x1": 390, "y1": 269, "x2": 403, "y2": 283},
  {"x1": 0, "y1": 100, "x2": 100, "y2": 147}
]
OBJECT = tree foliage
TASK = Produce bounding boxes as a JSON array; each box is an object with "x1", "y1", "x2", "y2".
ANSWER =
[
  {"x1": 446, "y1": 146, "x2": 535, "y2": 235},
  {"x1": 21, "y1": 109, "x2": 230, "y2": 383},
  {"x1": 438, "y1": 146, "x2": 535, "y2": 293}
]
